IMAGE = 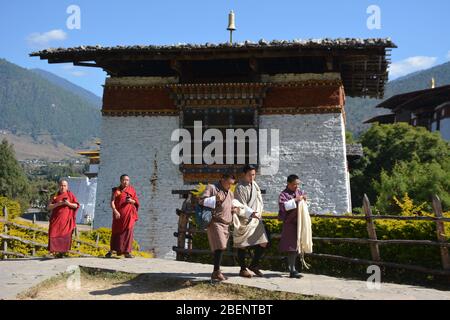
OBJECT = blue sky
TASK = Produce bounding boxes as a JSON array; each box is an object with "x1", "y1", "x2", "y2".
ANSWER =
[{"x1": 1, "y1": 0, "x2": 450, "y2": 96}]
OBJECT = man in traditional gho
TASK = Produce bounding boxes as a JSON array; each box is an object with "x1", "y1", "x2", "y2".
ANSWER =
[
  {"x1": 199, "y1": 173, "x2": 236, "y2": 282},
  {"x1": 232, "y1": 164, "x2": 269, "y2": 278},
  {"x1": 278, "y1": 174, "x2": 308, "y2": 278},
  {"x1": 105, "y1": 174, "x2": 140, "y2": 258},
  {"x1": 47, "y1": 179, "x2": 79, "y2": 258}
]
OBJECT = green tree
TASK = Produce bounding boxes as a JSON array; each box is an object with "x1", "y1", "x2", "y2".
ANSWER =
[
  {"x1": 40, "y1": 163, "x2": 83, "y2": 182},
  {"x1": 345, "y1": 131, "x2": 356, "y2": 144},
  {"x1": 0, "y1": 139, "x2": 30, "y2": 212},
  {"x1": 374, "y1": 159, "x2": 450, "y2": 213},
  {"x1": 351, "y1": 123, "x2": 450, "y2": 211},
  {"x1": 29, "y1": 178, "x2": 58, "y2": 209}
]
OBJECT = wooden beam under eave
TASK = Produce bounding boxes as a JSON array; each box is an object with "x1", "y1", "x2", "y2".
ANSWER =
[
  {"x1": 73, "y1": 61, "x2": 99, "y2": 67},
  {"x1": 249, "y1": 58, "x2": 258, "y2": 72},
  {"x1": 45, "y1": 48, "x2": 386, "y2": 63},
  {"x1": 170, "y1": 59, "x2": 182, "y2": 76},
  {"x1": 325, "y1": 56, "x2": 334, "y2": 71}
]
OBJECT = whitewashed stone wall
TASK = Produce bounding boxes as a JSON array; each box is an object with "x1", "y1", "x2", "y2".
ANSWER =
[
  {"x1": 94, "y1": 116, "x2": 183, "y2": 258},
  {"x1": 258, "y1": 112, "x2": 351, "y2": 214},
  {"x1": 94, "y1": 74, "x2": 350, "y2": 258}
]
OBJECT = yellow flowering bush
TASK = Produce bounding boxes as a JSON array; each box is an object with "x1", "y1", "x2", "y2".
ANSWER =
[
  {"x1": 184, "y1": 208, "x2": 449, "y2": 285},
  {"x1": 0, "y1": 217, "x2": 153, "y2": 259}
]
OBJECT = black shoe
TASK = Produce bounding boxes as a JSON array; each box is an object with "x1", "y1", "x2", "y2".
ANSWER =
[
  {"x1": 124, "y1": 253, "x2": 134, "y2": 258},
  {"x1": 105, "y1": 251, "x2": 113, "y2": 258},
  {"x1": 289, "y1": 271, "x2": 303, "y2": 279},
  {"x1": 249, "y1": 266, "x2": 264, "y2": 277}
]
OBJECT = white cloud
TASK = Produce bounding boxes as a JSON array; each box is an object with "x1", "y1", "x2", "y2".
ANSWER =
[
  {"x1": 26, "y1": 29, "x2": 67, "y2": 47},
  {"x1": 60, "y1": 65, "x2": 87, "y2": 77},
  {"x1": 446, "y1": 51, "x2": 450, "y2": 61},
  {"x1": 389, "y1": 56, "x2": 438, "y2": 80},
  {"x1": 70, "y1": 71, "x2": 86, "y2": 77}
]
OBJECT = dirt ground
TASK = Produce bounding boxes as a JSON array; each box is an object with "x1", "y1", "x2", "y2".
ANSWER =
[{"x1": 17, "y1": 268, "x2": 322, "y2": 300}]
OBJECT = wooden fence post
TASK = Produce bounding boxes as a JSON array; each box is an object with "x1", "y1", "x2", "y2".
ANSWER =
[
  {"x1": 432, "y1": 195, "x2": 450, "y2": 270},
  {"x1": 74, "y1": 227, "x2": 80, "y2": 251},
  {"x1": 95, "y1": 233, "x2": 100, "y2": 247},
  {"x1": 176, "y1": 211, "x2": 189, "y2": 261},
  {"x1": 363, "y1": 194, "x2": 381, "y2": 262},
  {"x1": 32, "y1": 213, "x2": 36, "y2": 256},
  {"x1": 2, "y1": 207, "x2": 8, "y2": 259},
  {"x1": 187, "y1": 222, "x2": 194, "y2": 250}
]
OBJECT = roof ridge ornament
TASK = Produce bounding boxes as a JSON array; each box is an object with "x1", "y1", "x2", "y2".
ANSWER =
[{"x1": 227, "y1": 10, "x2": 236, "y2": 44}]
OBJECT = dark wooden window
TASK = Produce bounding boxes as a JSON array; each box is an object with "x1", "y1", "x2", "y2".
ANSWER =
[{"x1": 181, "y1": 107, "x2": 258, "y2": 171}]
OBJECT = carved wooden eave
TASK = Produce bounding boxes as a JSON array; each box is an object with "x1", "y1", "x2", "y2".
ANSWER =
[
  {"x1": 259, "y1": 106, "x2": 343, "y2": 115},
  {"x1": 101, "y1": 109, "x2": 179, "y2": 116},
  {"x1": 101, "y1": 79, "x2": 345, "y2": 116},
  {"x1": 168, "y1": 83, "x2": 268, "y2": 109},
  {"x1": 31, "y1": 38, "x2": 396, "y2": 99}
]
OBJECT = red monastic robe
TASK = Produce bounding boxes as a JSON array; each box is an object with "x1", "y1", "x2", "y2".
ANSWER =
[
  {"x1": 48, "y1": 191, "x2": 79, "y2": 253},
  {"x1": 110, "y1": 185, "x2": 139, "y2": 254}
]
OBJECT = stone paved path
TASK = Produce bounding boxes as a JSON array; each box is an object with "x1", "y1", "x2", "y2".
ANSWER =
[{"x1": 0, "y1": 257, "x2": 449, "y2": 300}]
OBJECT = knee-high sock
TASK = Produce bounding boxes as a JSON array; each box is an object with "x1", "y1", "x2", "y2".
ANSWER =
[
  {"x1": 287, "y1": 252, "x2": 298, "y2": 273},
  {"x1": 237, "y1": 248, "x2": 247, "y2": 270},
  {"x1": 250, "y1": 245, "x2": 265, "y2": 268},
  {"x1": 214, "y1": 250, "x2": 224, "y2": 271}
]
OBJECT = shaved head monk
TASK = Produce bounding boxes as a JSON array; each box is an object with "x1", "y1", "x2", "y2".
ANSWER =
[
  {"x1": 47, "y1": 179, "x2": 79, "y2": 258},
  {"x1": 105, "y1": 174, "x2": 140, "y2": 258}
]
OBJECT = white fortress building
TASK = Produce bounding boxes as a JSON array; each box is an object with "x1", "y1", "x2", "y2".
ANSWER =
[{"x1": 31, "y1": 38, "x2": 395, "y2": 257}]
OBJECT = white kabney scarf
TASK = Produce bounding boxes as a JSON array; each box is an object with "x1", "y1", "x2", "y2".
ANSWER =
[
  {"x1": 231, "y1": 199, "x2": 260, "y2": 245},
  {"x1": 297, "y1": 200, "x2": 313, "y2": 269}
]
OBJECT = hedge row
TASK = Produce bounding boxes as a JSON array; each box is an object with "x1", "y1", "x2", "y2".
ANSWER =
[{"x1": 184, "y1": 213, "x2": 450, "y2": 286}]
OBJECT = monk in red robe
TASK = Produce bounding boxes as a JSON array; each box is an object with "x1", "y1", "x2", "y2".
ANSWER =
[
  {"x1": 47, "y1": 179, "x2": 79, "y2": 258},
  {"x1": 105, "y1": 174, "x2": 139, "y2": 258}
]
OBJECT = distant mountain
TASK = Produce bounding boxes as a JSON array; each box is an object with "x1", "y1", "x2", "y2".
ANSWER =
[
  {"x1": 2, "y1": 57, "x2": 448, "y2": 151},
  {"x1": 0, "y1": 58, "x2": 100, "y2": 149},
  {"x1": 346, "y1": 61, "x2": 450, "y2": 137},
  {"x1": 0, "y1": 131, "x2": 80, "y2": 161},
  {"x1": 31, "y1": 68, "x2": 102, "y2": 108}
]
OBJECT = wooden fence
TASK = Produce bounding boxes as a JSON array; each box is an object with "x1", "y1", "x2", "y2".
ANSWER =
[
  {"x1": 0, "y1": 206, "x2": 107, "y2": 259},
  {"x1": 173, "y1": 192, "x2": 450, "y2": 277}
]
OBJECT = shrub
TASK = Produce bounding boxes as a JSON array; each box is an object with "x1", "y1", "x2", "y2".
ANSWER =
[
  {"x1": 0, "y1": 197, "x2": 21, "y2": 219},
  {"x1": 183, "y1": 211, "x2": 450, "y2": 286},
  {"x1": 0, "y1": 218, "x2": 152, "y2": 258}
]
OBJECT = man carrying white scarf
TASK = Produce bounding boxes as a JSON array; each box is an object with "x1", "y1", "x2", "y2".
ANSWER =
[
  {"x1": 278, "y1": 174, "x2": 312, "y2": 278},
  {"x1": 232, "y1": 165, "x2": 269, "y2": 278},
  {"x1": 296, "y1": 199, "x2": 313, "y2": 269}
]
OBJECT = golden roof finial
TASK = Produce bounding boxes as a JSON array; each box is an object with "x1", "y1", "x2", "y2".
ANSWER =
[{"x1": 431, "y1": 77, "x2": 436, "y2": 89}]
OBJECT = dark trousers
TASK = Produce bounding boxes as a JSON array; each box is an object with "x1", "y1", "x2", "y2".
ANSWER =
[{"x1": 236, "y1": 245, "x2": 265, "y2": 270}]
